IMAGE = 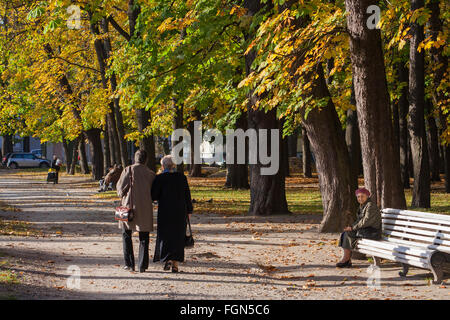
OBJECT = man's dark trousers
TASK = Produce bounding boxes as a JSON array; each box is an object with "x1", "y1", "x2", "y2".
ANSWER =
[{"x1": 122, "y1": 228, "x2": 149, "y2": 270}]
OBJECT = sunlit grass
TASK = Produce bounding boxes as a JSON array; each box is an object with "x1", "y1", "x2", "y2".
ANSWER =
[
  {"x1": 0, "y1": 219, "x2": 41, "y2": 237},
  {"x1": 90, "y1": 174, "x2": 450, "y2": 216}
]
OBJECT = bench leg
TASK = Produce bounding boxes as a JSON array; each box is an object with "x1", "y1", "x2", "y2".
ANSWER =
[
  {"x1": 429, "y1": 252, "x2": 446, "y2": 284},
  {"x1": 372, "y1": 256, "x2": 381, "y2": 267},
  {"x1": 399, "y1": 263, "x2": 409, "y2": 277}
]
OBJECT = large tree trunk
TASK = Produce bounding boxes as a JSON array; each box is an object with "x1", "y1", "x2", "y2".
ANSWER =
[
  {"x1": 62, "y1": 138, "x2": 72, "y2": 173},
  {"x1": 103, "y1": 117, "x2": 111, "y2": 175},
  {"x1": 282, "y1": 131, "x2": 290, "y2": 177},
  {"x1": 244, "y1": 0, "x2": 289, "y2": 216},
  {"x1": 345, "y1": 0, "x2": 406, "y2": 209},
  {"x1": 136, "y1": 108, "x2": 156, "y2": 172},
  {"x1": 428, "y1": 0, "x2": 449, "y2": 193},
  {"x1": 408, "y1": 0, "x2": 430, "y2": 208},
  {"x1": 172, "y1": 99, "x2": 185, "y2": 173},
  {"x1": 345, "y1": 108, "x2": 362, "y2": 190},
  {"x1": 107, "y1": 112, "x2": 120, "y2": 165},
  {"x1": 287, "y1": 131, "x2": 298, "y2": 157},
  {"x1": 69, "y1": 136, "x2": 79, "y2": 175},
  {"x1": 427, "y1": 103, "x2": 441, "y2": 182},
  {"x1": 2, "y1": 135, "x2": 13, "y2": 157},
  {"x1": 101, "y1": 19, "x2": 129, "y2": 167},
  {"x1": 78, "y1": 136, "x2": 90, "y2": 175},
  {"x1": 248, "y1": 109, "x2": 290, "y2": 216},
  {"x1": 300, "y1": 65, "x2": 357, "y2": 232},
  {"x1": 89, "y1": 15, "x2": 126, "y2": 168},
  {"x1": 301, "y1": 127, "x2": 312, "y2": 178},
  {"x1": 396, "y1": 61, "x2": 411, "y2": 188},
  {"x1": 188, "y1": 111, "x2": 202, "y2": 177},
  {"x1": 225, "y1": 112, "x2": 249, "y2": 189},
  {"x1": 85, "y1": 128, "x2": 104, "y2": 181}
]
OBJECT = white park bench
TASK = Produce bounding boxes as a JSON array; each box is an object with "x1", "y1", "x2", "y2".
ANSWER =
[{"x1": 354, "y1": 208, "x2": 450, "y2": 284}]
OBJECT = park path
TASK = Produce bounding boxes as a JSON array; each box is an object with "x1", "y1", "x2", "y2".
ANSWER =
[{"x1": 0, "y1": 170, "x2": 448, "y2": 300}]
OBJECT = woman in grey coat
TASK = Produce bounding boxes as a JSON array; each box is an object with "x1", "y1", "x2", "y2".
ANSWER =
[
  {"x1": 117, "y1": 150, "x2": 156, "y2": 272},
  {"x1": 336, "y1": 188, "x2": 381, "y2": 268}
]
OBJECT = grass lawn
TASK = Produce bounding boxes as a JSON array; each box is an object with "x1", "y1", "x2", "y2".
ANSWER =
[{"x1": 93, "y1": 173, "x2": 450, "y2": 216}]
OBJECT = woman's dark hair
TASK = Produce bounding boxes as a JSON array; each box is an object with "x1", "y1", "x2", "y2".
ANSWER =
[{"x1": 134, "y1": 149, "x2": 148, "y2": 164}]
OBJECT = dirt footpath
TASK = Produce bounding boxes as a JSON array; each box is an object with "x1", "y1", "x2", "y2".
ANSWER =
[{"x1": 0, "y1": 171, "x2": 448, "y2": 300}]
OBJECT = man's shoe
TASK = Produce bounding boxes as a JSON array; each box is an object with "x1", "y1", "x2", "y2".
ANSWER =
[
  {"x1": 124, "y1": 266, "x2": 135, "y2": 272},
  {"x1": 139, "y1": 268, "x2": 146, "y2": 273},
  {"x1": 336, "y1": 260, "x2": 352, "y2": 268},
  {"x1": 164, "y1": 261, "x2": 171, "y2": 271}
]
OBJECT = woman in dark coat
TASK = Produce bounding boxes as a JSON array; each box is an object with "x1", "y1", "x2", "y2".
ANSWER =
[
  {"x1": 336, "y1": 187, "x2": 381, "y2": 268},
  {"x1": 151, "y1": 155, "x2": 193, "y2": 273}
]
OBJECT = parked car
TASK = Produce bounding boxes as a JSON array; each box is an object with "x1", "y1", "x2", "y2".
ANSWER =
[
  {"x1": 2, "y1": 153, "x2": 12, "y2": 167},
  {"x1": 31, "y1": 149, "x2": 43, "y2": 158},
  {"x1": 7, "y1": 153, "x2": 50, "y2": 169}
]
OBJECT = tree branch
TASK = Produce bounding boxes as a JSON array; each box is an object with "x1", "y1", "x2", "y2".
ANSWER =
[{"x1": 107, "y1": 15, "x2": 131, "y2": 41}]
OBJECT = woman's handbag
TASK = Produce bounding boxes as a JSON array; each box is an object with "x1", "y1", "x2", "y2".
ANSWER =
[
  {"x1": 185, "y1": 215, "x2": 194, "y2": 248},
  {"x1": 114, "y1": 168, "x2": 134, "y2": 222}
]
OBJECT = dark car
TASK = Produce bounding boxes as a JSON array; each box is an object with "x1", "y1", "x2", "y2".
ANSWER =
[{"x1": 7, "y1": 153, "x2": 50, "y2": 169}]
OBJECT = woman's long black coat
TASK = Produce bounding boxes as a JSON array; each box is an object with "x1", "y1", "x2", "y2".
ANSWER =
[{"x1": 151, "y1": 172, "x2": 193, "y2": 263}]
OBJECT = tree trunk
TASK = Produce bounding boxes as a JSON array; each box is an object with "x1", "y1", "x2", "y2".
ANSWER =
[
  {"x1": 300, "y1": 65, "x2": 357, "y2": 232},
  {"x1": 2, "y1": 135, "x2": 13, "y2": 157},
  {"x1": 22, "y1": 136, "x2": 30, "y2": 153},
  {"x1": 287, "y1": 131, "x2": 298, "y2": 157},
  {"x1": 101, "y1": 19, "x2": 129, "y2": 167},
  {"x1": 244, "y1": 0, "x2": 289, "y2": 216},
  {"x1": 103, "y1": 117, "x2": 111, "y2": 175},
  {"x1": 69, "y1": 137, "x2": 79, "y2": 175},
  {"x1": 225, "y1": 113, "x2": 250, "y2": 189},
  {"x1": 408, "y1": 0, "x2": 430, "y2": 208},
  {"x1": 107, "y1": 112, "x2": 120, "y2": 165},
  {"x1": 62, "y1": 138, "x2": 72, "y2": 173},
  {"x1": 428, "y1": 0, "x2": 449, "y2": 193},
  {"x1": 172, "y1": 99, "x2": 184, "y2": 173},
  {"x1": 345, "y1": 108, "x2": 362, "y2": 190},
  {"x1": 89, "y1": 15, "x2": 126, "y2": 168},
  {"x1": 136, "y1": 108, "x2": 156, "y2": 172},
  {"x1": 301, "y1": 127, "x2": 312, "y2": 178},
  {"x1": 345, "y1": 0, "x2": 406, "y2": 209},
  {"x1": 427, "y1": 103, "x2": 440, "y2": 181},
  {"x1": 396, "y1": 61, "x2": 411, "y2": 188},
  {"x1": 282, "y1": 132, "x2": 290, "y2": 177},
  {"x1": 85, "y1": 128, "x2": 104, "y2": 181},
  {"x1": 78, "y1": 136, "x2": 90, "y2": 175},
  {"x1": 248, "y1": 109, "x2": 290, "y2": 216},
  {"x1": 188, "y1": 111, "x2": 202, "y2": 177}
]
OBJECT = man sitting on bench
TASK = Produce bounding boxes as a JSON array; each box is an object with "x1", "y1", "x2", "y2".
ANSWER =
[
  {"x1": 98, "y1": 164, "x2": 123, "y2": 192},
  {"x1": 336, "y1": 188, "x2": 382, "y2": 268}
]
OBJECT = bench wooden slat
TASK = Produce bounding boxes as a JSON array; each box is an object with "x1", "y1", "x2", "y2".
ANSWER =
[
  {"x1": 382, "y1": 213, "x2": 450, "y2": 227},
  {"x1": 382, "y1": 218, "x2": 450, "y2": 233},
  {"x1": 383, "y1": 229, "x2": 450, "y2": 246},
  {"x1": 381, "y1": 237, "x2": 450, "y2": 254},
  {"x1": 358, "y1": 239, "x2": 434, "y2": 257},
  {"x1": 356, "y1": 247, "x2": 429, "y2": 269},
  {"x1": 356, "y1": 244, "x2": 430, "y2": 265},
  {"x1": 382, "y1": 208, "x2": 450, "y2": 222},
  {"x1": 382, "y1": 224, "x2": 450, "y2": 240}
]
